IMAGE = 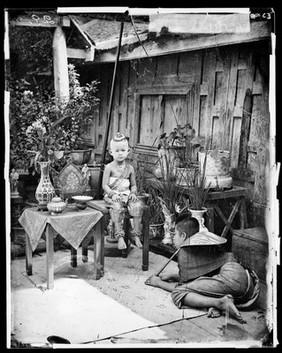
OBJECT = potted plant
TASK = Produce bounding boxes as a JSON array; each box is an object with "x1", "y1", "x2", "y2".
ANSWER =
[
  {"x1": 157, "y1": 123, "x2": 205, "y2": 184},
  {"x1": 147, "y1": 153, "x2": 186, "y2": 245},
  {"x1": 146, "y1": 186, "x2": 165, "y2": 239},
  {"x1": 59, "y1": 64, "x2": 99, "y2": 165},
  {"x1": 9, "y1": 65, "x2": 100, "y2": 208},
  {"x1": 9, "y1": 64, "x2": 100, "y2": 176},
  {"x1": 198, "y1": 148, "x2": 233, "y2": 190},
  {"x1": 181, "y1": 151, "x2": 211, "y2": 231}
]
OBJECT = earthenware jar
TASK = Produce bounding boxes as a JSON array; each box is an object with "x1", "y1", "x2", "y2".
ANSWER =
[
  {"x1": 198, "y1": 149, "x2": 233, "y2": 189},
  {"x1": 47, "y1": 196, "x2": 67, "y2": 215}
]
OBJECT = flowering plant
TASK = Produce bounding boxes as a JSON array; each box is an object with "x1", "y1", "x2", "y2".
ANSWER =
[
  {"x1": 158, "y1": 123, "x2": 205, "y2": 168},
  {"x1": 25, "y1": 116, "x2": 64, "y2": 172},
  {"x1": 10, "y1": 64, "x2": 99, "y2": 175}
]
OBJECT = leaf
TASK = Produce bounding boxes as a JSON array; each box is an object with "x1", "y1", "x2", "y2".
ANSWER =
[{"x1": 54, "y1": 150, "x2": 64, "y2": 160}]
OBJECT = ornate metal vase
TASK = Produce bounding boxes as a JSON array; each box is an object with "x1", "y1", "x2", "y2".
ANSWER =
[
  {"x1": 189, "y1": 207, "x2": 208, "y2": 232},
  {"x1": 35, "y1": 161, "x2": 56, "y2": 210}
]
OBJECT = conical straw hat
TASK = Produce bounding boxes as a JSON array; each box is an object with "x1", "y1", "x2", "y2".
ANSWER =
[{"x1": 181, "y1": 230, "x2": 227, "y2": 247}]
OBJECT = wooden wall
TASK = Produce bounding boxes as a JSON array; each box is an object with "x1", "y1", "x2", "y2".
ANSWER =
[{"x1": 79, "y1": 40, "x2": 270, "y2": 225}]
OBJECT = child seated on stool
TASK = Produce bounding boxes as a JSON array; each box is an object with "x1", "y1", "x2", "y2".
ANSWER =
[{"x1": 102, "y1": 132, "x2": 143, "y2": 250}]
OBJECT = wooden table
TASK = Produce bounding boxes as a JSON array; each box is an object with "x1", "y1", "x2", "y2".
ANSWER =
[
  {"x1": 204, "y1": 185, "x2": 248, "y2": 237},
  {"x1": 87, "y1": 200, "x2": 150, "y2": 271},
  {"x1": 19, "y1": 207, "x2": 104, "y2": 289}
]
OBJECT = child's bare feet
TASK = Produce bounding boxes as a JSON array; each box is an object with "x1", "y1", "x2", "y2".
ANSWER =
[
  {"x1": 132, "y1": 235, "x2": 143, "y2": 248},
  {"x1": 117, "y1": 236, "x2": 127, "y2": 250},
  {"x1": 207, "y1": 307, "x2": 221, "y2": 318},
  {"x1": 218, "y1": 295, "x2": 246, "y2": 324}
]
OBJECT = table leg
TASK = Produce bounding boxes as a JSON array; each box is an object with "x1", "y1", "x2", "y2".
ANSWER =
[
  {"x1": 122, "y1": 217, "x2": 130, "y2": 258},
  {"x1": 71, "y1": 247, "x2": 77, "y2": 267},
  {"x1": 25, "y1": 232, "x2": 33, "y2": 276},
  {"x1": 46, "y1": 224, "x2": 54, "y2": 289},
  {"x1": 93, "y1": 218, "x2": 104, "y2": 279},
  {"x1": 142, "y1": 207, "x2": 149, "y2": 271},
  {"x1": 220, "y1": 200, "x2": 241, "y2": 238}
]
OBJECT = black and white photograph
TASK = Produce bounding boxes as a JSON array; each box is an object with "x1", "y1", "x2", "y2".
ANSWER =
[{"x1": 4, "y1": 6, "x2": 279, "y2": 348}]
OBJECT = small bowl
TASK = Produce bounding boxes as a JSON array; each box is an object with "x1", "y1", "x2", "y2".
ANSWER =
[{"x1": 72, "y1": 195, "x2": 93, "y2": 210}]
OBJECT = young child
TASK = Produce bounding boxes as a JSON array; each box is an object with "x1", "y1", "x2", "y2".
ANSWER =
[
  {"x1": 145, "y1": 213, "x2": 260, "y2": 324},
  {"x1": 102, "y1": 132, "x2": 143, "y2": 250}
]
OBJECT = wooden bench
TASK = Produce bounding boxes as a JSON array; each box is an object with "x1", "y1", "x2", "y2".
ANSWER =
[{"x1": 87, "y1": 200, "x2": 150, "y2": 271}]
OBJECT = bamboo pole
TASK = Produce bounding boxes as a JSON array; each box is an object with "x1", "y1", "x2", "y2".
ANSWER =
[
  {"x1": 155, "y1": 248, "x2": 180, "y2": 276},
  {"x1": 97, "y1": 20, "x2": 124, "y2": 199}
]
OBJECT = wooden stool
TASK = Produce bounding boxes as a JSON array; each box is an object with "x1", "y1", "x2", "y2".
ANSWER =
[{"x1": 86, "y1": 200, "x2": 150, "y2": 271}]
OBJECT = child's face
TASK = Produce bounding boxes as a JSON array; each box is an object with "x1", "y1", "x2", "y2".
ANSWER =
[
  {"x1": 110, "y1": 140, "x2": 129, "y2": 162},
  {"x1": 173, "y1": 226, "x2": 186, "y2": 249}
]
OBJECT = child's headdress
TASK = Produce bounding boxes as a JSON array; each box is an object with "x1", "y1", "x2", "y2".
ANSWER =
[{"x1": 113, "y1": 132, "x2": 127, "y2": 142}]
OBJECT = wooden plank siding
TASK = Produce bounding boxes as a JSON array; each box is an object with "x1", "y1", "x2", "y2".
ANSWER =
[{"x1": 81, "y1": 40, "x2": 270, "y2": 216}]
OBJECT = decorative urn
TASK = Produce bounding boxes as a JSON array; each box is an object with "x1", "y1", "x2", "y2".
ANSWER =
[{"x1": 47, "y1": 196, "x2": 67, "y2": 215}]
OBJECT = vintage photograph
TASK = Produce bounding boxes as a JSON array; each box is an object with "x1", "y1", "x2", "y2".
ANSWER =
[{"x1": 5, "y1": 7, "x2": 278, "y2": 348}]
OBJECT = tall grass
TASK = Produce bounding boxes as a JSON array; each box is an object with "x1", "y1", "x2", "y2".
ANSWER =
[
  {"x1": 182, "y1": 150, "x2": 211, "y2": 210},
  {"x1": 146, "y1": 152, "x2": 185, "y2": 217}
]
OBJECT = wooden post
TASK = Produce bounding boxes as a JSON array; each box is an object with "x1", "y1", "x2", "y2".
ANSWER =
[
  {"x1": 93, "y1": 219, "x2": 104, "y2": 279},
  {"x1": 70, "y1": 247, "x2": 77, "y2": 267},
  {"x1": 52, "y1": 25, "x2": 69, "y2": 103},
  {"x1": 142, "y1": 206, "x2": 150, "y2": 271}
]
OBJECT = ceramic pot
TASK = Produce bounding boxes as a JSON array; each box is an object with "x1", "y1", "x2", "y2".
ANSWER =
[
  {"x1": 198, "y1": 150, "x2": 233, "y2": 189},
  {"x1": 70, "y1": 149, "x2": 92, "y2": 165},
  {"x1": 189, "y1": 207, "x2": 208, "y2": 232},
  {"x1": 47, "y1": 196, "x2": 67, "y2": 215},
  {"x1": 35, "y1": 161, "x2": 56, "y2": 211}
]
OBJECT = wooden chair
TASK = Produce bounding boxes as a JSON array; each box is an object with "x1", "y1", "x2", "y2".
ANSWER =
[{"x1": 85, "y1": 200, "x2": 150, "y2": 271}]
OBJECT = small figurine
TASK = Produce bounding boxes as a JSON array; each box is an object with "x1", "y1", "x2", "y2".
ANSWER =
[
  {"x1": 82, "y1": 163, "x2": 91, "y2": 190},
  {"x1": 10, "y1": 168, "x2": 20, "y2": 197}
]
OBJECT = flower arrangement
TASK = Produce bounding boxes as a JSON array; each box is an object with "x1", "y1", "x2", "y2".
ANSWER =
[{"x1": 25, "y1": 116, "x2": 64, "y2": 172}]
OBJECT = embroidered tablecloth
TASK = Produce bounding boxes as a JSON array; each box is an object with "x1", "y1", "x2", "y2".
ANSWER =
[{"x1": 19, "y1": 207, "x2": 103, "y2": 252}]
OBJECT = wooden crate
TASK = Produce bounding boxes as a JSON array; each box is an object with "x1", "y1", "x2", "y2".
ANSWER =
[{"x1": 232, "y1": 227, "x2": 268, "y2": 283}]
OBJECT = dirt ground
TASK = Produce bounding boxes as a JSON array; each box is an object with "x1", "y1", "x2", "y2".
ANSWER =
[{"x1": 9, "y1": 244, "x2": 272, "y2": 348}]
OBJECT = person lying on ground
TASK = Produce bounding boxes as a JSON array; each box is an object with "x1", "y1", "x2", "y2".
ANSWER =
[{"x1": 145, "y1": 213, "x2": 260, "y2": 324}]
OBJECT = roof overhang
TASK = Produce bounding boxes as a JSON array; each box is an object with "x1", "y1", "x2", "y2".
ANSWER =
[{"x1": 94, "y1": 20, "x2": 271, "y2": 64}]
